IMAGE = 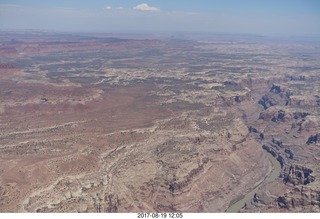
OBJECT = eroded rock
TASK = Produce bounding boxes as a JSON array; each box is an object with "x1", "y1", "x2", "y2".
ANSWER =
[{"x1": 284, "y1": 165, "x2": 315, "y2": 186}]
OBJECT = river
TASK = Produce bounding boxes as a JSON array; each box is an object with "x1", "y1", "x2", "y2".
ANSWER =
[{"x1": 226, "y1": 151, "x2": 282, "y2": 212}]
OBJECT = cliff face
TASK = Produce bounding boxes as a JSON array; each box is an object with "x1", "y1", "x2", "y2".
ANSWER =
[
  {"x1": 306, "y1": 134, "x2": 319, "y2": 144},
  {"x1": 238, "y1": 73, "x2": 320, "y2": 213},
  {"x1": 241, "y1": 77, "x2": 287, "y2": 91},
  {"x1": 277, "y1": 187, "x2": 320, "y2": 212},
  {"x1": 283, "y1": 165, "x2": 315, "y2": 186},
  {"x1": 258, "y1": 84, "x2": 291, "y2": 110}
]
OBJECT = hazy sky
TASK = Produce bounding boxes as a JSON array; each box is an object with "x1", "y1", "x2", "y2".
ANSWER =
[{"x1": 0, "y1": 0, "x2": 319, "y2": 36}]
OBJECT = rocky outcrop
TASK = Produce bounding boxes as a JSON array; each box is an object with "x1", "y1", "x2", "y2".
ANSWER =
[
  {"x1": 168, "y1": 159, "x2": 207, "y2": 194},
  {"x1": 284, "y1": 149, "x2": 293, "y2": 159},
  {"x1": 277, "y1": 196, "x2": 288, "y2": 209},
  {"x1": 219, "y1": 91, "x2": 251, "y2": 106},
  {"x1": 252, "y1": 193, "x2": 263, "y2": 207},
  {"x1": 283, "y1": 165, "x2": 315, "y2": 186},
  {"x1": 259, "y1": 133, "x2": 264, "y2": 140},
  {"x1": 104, "y1": 194, "x2": 120, "y2": 213},
  {"x1": 240, "y1": 76, "x2": 287, "y2": 91},
  {"x1": 259, "y1": 109, "x2": 282, "y2": 121},
  {"x1": 276, "y1": 155, "x2": 285, "y2": 168},
  {"x1": 288, "y1": 95, "x2": 319, "y2": 108},
  {"x1": 258, "y1": 95, "x2": 275, "y2": 110},
  {"x1": 270, "y1": 84, "x2": 282, "y2": 94},
  {"x1": 262, "y1": 145, "x2": 277, "y2": 158},
  {"x1": 290, "y1": 75, "x2": 306, "y2": 81},
  {"x1": 277, "y1": 187, "x2": 320, "y2": 212},
  {"x1": 259, "y1": 109, "x2": 309, "y2": 124},
  {"x1": 272, "y1": 138, "x2": 283, "y2": 148},
  {"x1": 248, "y1": 126, "x2": 258, "y2": 133},
  {"x1": 292, "y1": 112, "x2": 310, "y2": 120},
  {"x1": 306, "y1": 134, "x2": 319, "y2": 144},
  {"x1": 258, "y1": 84, "x2": 292, "y2": 109},
  {"x1": 271, "y1": 110, "x2": 286, "y2": 122},
  {"x1": 261, "y1": 144, "x2": 284, "y2": 168}
]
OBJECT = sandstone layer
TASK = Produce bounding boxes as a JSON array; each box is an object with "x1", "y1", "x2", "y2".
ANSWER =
[{"x1": 0, "y1": 32, "x2": 319, "y2": 212}]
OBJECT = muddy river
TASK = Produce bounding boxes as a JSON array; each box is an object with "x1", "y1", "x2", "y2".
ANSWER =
[{"x1": 226, "y1": 151, "x2": 282, "y2": 212}]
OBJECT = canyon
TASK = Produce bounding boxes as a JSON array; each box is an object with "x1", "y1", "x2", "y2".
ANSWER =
[{"x1": 0, "y1": 31, "x2": 319, "y2": 212}]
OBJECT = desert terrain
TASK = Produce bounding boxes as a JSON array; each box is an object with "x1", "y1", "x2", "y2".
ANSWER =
[{"x1": 0, "y1": 31, "x2": 319, "y2": 212}]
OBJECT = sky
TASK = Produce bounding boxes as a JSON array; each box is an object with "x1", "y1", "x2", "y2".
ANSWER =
[{"x1": 0, "y1": 0, "x2": 320, "y2": 36}]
